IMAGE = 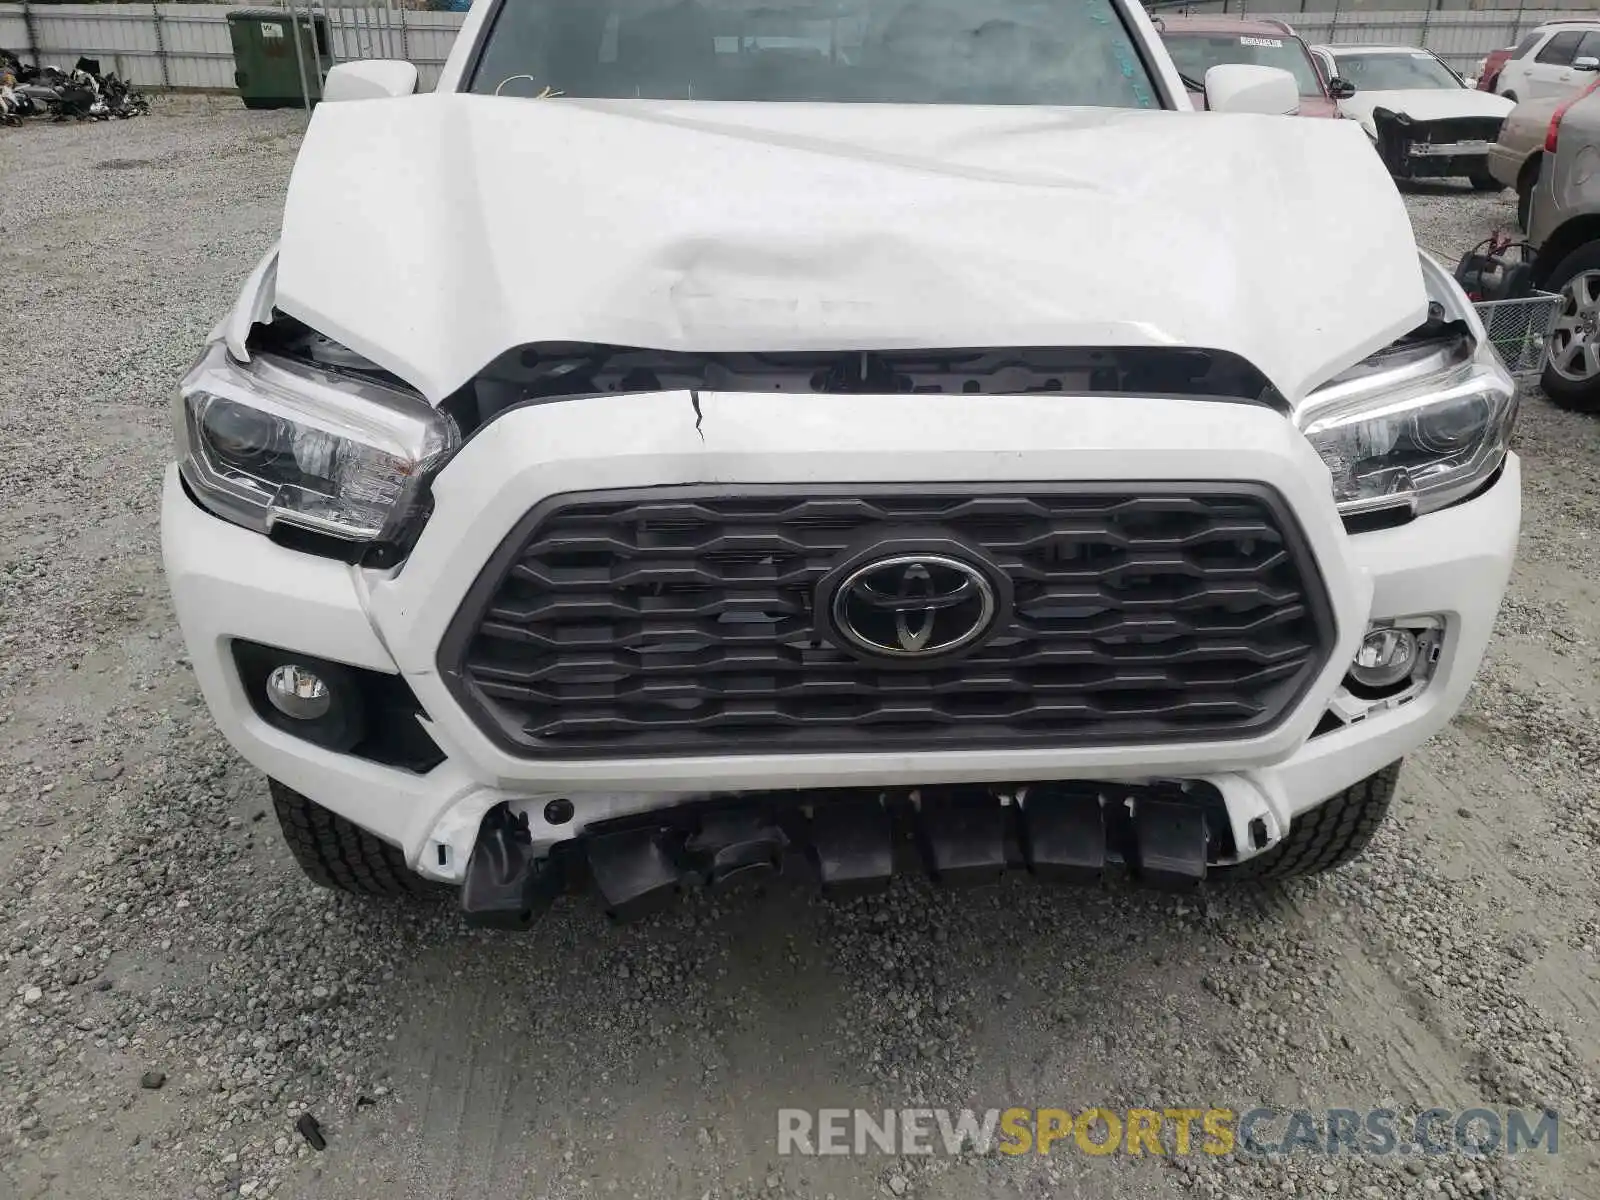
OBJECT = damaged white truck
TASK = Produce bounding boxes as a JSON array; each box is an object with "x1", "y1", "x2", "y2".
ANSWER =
[{"x1": 162, "y1": 0, "x2": 1520, "y2": 925}]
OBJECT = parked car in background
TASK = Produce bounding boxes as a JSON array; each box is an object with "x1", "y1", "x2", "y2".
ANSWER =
[
  {"x1": 1492, "y1": 20, "x2": 1600, "y2": 102},
  {"x1": 1528, "y1": 83, "x2": 1600, "y2": 410},
  {"x1": 1313, "y1": 44, "x2": 1512, "y2": 189},
  {"x1": 1487, "y1": 92, "x2": 1576, "y2": 231},
  {"x1": 1475, "y1": 45, "x2": 1518, "y2": 95},
  {"x1": 1158, "y1": 16, "x2": 1337, "y2": 117}
]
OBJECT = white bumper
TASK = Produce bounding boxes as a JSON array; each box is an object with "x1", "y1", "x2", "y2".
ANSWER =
[{"x1": 161, "y1": 389, "x2": 1520, "y2": 881}]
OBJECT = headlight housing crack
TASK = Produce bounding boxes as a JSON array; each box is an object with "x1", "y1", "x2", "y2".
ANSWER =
[
  {"x1": 1300, "y1": 325, "x2": 1516, "y2": 520},
  {"x1": 175, "y1": 340, "x2": 458, "y2": 546}
]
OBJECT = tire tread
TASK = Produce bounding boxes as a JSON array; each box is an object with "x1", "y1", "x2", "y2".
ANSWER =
[
  {"x1": 1218, "y1": 760, "x2": 1400, "y2": 881},
  {"x1": 271, "y1": 780, "x2": 441, "y2": 899}
]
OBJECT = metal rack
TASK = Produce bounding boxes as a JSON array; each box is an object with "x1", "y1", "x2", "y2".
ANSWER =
[{"x1": 1474, "y1": 291, "x2": 1563, "y2": 379}]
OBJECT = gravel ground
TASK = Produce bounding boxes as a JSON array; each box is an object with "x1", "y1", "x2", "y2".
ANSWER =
[{"x1": 2, "y1": 96, "x2": 1599, "y2": 1200}]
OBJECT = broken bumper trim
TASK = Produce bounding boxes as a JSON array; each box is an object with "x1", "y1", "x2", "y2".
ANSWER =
[{"x1": 460, "y1": 780, "x2": 1222, "y2": 927}]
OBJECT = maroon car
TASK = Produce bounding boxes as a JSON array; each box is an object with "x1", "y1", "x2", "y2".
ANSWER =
[
  {"x1": 1477, "y1": 46, "x2": 1515, "y2": 93},
  {"x1": 1156, "y1": 15, "x2": 1339, "y2": 117}
]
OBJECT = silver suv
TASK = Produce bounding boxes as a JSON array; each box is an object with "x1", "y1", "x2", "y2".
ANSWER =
[{"x1": 1529, "y1": 82, "x2": 1600, "y2": 410}]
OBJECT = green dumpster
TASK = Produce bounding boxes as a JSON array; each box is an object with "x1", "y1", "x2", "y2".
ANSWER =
[{"x1": 227, "y1": 8, "x2": 332, "y2": 109}]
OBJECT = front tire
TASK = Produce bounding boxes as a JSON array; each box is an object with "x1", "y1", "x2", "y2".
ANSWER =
[
  {"x1": 1216, "y1": 761, "x2": 1400, "y2": 881},
  {"x1": 1539, "y1": 241, "x2": 1600, "y2": 413},
  {"x1": 270, "y1": 779, "x2": 442, "y2": 899}
]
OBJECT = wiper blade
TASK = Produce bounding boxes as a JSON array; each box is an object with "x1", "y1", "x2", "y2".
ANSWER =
[{"x1": 1178, "y1": 73, "x2": 1206, "y2": 93}]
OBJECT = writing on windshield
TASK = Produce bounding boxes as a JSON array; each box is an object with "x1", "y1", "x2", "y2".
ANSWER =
[{"x1": 1162, "y1": 32, "x2": 1323, "y2": 98}]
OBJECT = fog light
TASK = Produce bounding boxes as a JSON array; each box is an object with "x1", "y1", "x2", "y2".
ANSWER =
[
  {"x1": 233, "y1": 643, "x2": 372, "y2": 756},
  {"x1": 1350, "y1": 627, "x2": 1420, "y2": 689},
  {"x1": 265, "y1": 664, "x2": 331, "y2": 720}
]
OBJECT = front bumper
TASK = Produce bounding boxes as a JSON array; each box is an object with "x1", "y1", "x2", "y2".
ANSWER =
[
  {"x1": 1484, "y1": 141, "x2": 1526, "y2": 191},
  {"x1": 161, "y1": 388, "x2": 1521, "y2": 883},
  {"x1": 1371, "y1": 112, "x2": 1502, "y2": 181},
  {"x1": 1394, "y1": 145, "x2": 1492, "y2": 180}
]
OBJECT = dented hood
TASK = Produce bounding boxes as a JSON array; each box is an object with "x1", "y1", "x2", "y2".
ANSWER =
[{"x1": 275, "y1": 93, "x2": 1426, "y2": 407}]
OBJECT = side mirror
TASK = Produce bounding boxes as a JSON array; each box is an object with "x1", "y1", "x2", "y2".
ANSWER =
[
  {"x1": 322, "y1": 60, "x2": 418, "y2": 102},
  {"x1": 1574, "y1": 56, "x2": 1600, "y2": 73},
  {"x1": 1329, "y1": 77, "x2": 1357, "y2": 100},
  {"x1": 1204, "y1": 64, "x2": 1300, "y2": 116}
]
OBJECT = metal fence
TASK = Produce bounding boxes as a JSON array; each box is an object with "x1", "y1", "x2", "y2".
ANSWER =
[
  {"x1": 1246, "y1": 9, "x2": 1575, "y2": 73},
  {"x1": 0, "y1": 2, "x2": 465, "y2": 91},
  {"x1": 1148, "y1": 0, "x2": 1593, "y2": 10},
  {"x1": 0, "y1": 3, "x2": 1583, "y2": 93},
  {"x1": 1150, "y1": 6, "x2": 1580, "y2": 74}
]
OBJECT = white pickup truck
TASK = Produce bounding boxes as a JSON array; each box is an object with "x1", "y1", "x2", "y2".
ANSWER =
[{"x1": 163, "y1": 0, "x2": 1519, "y2": 925}]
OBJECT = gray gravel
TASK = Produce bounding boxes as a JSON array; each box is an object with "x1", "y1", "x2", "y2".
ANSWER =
[{"x1": 3, "y1": 97, "x2": 1599, "y2": 1200}]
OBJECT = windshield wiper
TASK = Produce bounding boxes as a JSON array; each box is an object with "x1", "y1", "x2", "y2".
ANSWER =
[{"x1": 1177, "y1": 72, "x2": 1205, "y2": 92}]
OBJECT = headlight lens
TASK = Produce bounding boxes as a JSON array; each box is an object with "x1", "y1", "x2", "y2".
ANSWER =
[
  {"x1": 1299, "y1": 337, "x2": 1516, "y2": 518},
  {"x1": 176, "y1": 341, "x2": 457, "y2": 543}
]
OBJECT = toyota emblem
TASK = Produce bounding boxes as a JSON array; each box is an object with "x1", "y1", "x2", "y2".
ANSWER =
[{"x1": 828, "y1": 553, "x2": 1000, "y2": 661}]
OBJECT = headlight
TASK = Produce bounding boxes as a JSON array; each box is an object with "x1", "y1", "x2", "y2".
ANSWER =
[
  {"x1": 1299, "y1": 332, "x2": 1516, "y2": 519},
  {"x1": 175, "y1": 341, "x2": 457, "y2": 544}
]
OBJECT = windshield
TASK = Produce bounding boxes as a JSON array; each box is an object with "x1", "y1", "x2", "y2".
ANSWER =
[
  {"x1": 1330, "y1": 51, "x2": 1461, "y2": 91},
  {"x1": 468, "y1": 0, "x2": 1160, "y2": 108},
  {"x1": 1161, "y1": 31, "x2": 1323, "y2": 98}
]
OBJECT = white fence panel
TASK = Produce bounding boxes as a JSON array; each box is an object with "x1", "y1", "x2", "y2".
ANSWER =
[
  {"x1": 390, "y1": 15, "x2": 462, "y2": 89},
  {"x1": 0, "y1": 7, "x2": 29, "y2": 54},
  {"x1": 1235, "y1": 8, "x2": 1574, "y2": 71},
  {"x1": 152, "y1": 6, "x2": 243, "y2": 89},
  {"x1": 1204, "y1": 8, "x2": 1576, "y2": 72},
  {"x1": 0, "y1": 2, "x2": 465, "y2": 91},
  {"x1": 330, "y1": 7, "x2": 402, "y2": 65}
]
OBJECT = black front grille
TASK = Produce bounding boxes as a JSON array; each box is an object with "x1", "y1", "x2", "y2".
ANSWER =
[
  {"x1": 439, "y1": 486, "x2": 1334, "y2": 758},
  {"x1": 1412, "y1": 115, "x2": 1505, "y2": 144}
]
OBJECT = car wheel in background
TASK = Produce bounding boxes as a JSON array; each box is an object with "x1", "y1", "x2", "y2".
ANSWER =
[
  {"x1": 1540, "y1": 242, "x2": 1600, "y2": 412},
  {"x1": 1468, "y1": 170, "x2": 1502, "y2": 193},
  {"x1": 1502, "y1": 91, "x2": 1518, "y2": 103}
]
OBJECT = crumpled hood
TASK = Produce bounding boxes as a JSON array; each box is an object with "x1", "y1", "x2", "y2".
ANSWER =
[
  {"x1": 276, "y1": 93, "x2": 1426, "y2": 407},
  {"x1": 1340, "y1": 86, "x2": 1514, "y2": 133}
]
